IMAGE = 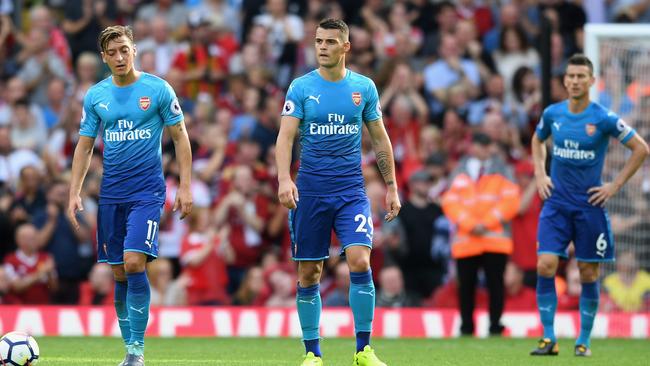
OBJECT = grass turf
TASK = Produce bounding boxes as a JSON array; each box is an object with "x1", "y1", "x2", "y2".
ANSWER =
[{"x1": 35, "y1": 336, "x2": 649, "y2": 365}]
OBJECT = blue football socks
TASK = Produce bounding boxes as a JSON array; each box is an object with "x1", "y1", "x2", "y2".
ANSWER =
[
  {"x1": 536, "y1": 275, "x2": 557, "y2": 342},
  {"x1": 126, "y1": 271, "x2": 150, "y2": 356},
  {"x1": 114, "y1": 280, "x2": 131, "y2": 347},
  {"x1": 577, "y1": 281, "x2": 600, "y2": 347},
  {"x1": 349, "y1": 270, "x2": 375, "y2": 352},
  {"x1": 297, "y1": 283, "x2": 322, "y2": 357}
]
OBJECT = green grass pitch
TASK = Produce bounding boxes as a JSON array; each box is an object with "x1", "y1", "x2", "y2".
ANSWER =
[{"x1": 37, "y1": 336, "x2": 649, "y2": 365}]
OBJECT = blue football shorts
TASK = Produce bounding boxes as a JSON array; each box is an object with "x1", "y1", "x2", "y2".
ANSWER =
[
  {"x1": 537, "y1": 203, "x2": 615, "y2": 262},
  {"x1": 289, "y1": 194, "x2": 373, "y2": 261},
  {"x1": 97, "y1": 201, "x2": 163, "y2": 265}
]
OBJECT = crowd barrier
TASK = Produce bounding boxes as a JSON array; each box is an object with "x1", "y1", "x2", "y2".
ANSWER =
[{"x1": 0, "y1": 306, "x2": 647, "y2": 338}]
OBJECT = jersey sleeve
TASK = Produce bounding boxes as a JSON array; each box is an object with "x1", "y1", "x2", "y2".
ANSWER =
[
  {"x1": 79, "y1": 89, "x2": 101, "y2": 138},
  {"x1": 535, "y1": 107, "x2": 553, "y2": 141},
  {"x1": 363, "y1": 79, "x2": 382, "y2": 123},
  {"x1": 602, "y1": 111, "x2": 635, "y2": 143},
  {"x1": 159, "y1": 81, "x2": 184, "y2": 126},
  {"x1": 281, "y1": 79, "x2": 304, "y2": 119}
]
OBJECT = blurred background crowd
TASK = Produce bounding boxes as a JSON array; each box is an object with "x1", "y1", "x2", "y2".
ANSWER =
[{"x1": 0, "y1": 0, "x2": 649, "y2": 315}]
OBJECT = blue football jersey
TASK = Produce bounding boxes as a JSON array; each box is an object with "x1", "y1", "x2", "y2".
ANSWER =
[
  {"x1": 79, "y1": 73, "x2": 184, "y2": 204},
  {"x1": 281, "y1": 69, "x2": 382, "y2": 196},
  {"x1": 536, "y1": 100, "x2": 635, "y2": 207}
]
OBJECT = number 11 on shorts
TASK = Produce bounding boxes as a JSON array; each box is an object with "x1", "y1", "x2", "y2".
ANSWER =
[{"x1": 145, "y1": 219, "x2": 158, "y2": 249}]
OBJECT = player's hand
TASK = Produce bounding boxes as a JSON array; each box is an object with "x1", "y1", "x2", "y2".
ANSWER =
[
  {"x1": 174, "y1": 186, "x2": 193, "y2": 219},
  {"x1": 67, "y1": 195, "x2": 83, "y2": 231},
  {"x1": 535, "y1": 175, "x2": 554, "y2": 200},
  {"x1": 588, "y1": 182, "x2": 620, "y2": 207},
  {"x1": 384, "y1": 188, "x2": 401, "y2": 222},
  {"x1": 278, "y1": 178, "x2": 299, "y2": 209}
]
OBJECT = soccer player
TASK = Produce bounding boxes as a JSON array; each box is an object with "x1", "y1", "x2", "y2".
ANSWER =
[
  {"x1": 276, "y1": 18, "x2": 401, "y2": 366},
  {"x1": 67, "y1": 25, "x2": 193, "y2": 366},
  {"x1": 530, "y1": 54, "x2": 649, "y2": 357}
]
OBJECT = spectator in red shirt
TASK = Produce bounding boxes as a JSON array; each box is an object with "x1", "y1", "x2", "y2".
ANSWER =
[
  {"x1": 214, "y1": 165, "x2": 270, "y2": 294},
  {"x1": 170, "y1": 15, "x2": 211, "y2": 100},
  {"x1": 264, "y1": 265, "x2": 296, "y2": 307},
  {"x1": 79, "y1": 263, "x2": 114, "y2": 306},
  {"x1": 3, "y1": 223, "x2": 57, "y2": 304},
  {"x1": 510, "y1": 160, "x2": 541, "y2": 287},
  {"x1": 180, "y1": 207, "x2": 233, "y2": 305},
  {"x1": 232, "y1": 266, "x2": 266, "y2": 306},
  {"x1": 18, "y1": 5, "x2": 72, "y2": 71}
]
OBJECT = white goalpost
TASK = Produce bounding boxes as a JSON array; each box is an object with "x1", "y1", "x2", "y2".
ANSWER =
[{"x1": 584, "y1": 24, "x2": 650, "y2": 272}]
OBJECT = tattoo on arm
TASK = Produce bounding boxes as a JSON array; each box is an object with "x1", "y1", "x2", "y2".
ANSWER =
[
  {"x1": 175, "y1": 122, "x2": 185, "y2": 134},
  {"x1": 376, "y1": 151, "x2": 394, "y2": 185}
]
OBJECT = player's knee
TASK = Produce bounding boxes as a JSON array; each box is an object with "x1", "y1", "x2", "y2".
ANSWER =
[
  {"x1": 578, "y1": 263, "x2": 600, "y2": 282},
  {"x1": 347, "y1": 256, "x2": 370, "y2": 273},
  {"x1": 123, "y1": 257, "x2": 146, "y2": 274},
  {"x1": 111, "y1": 265, "x2": 127, "y2": 282},
  {"x1": 298, "y1": 263, "x2": 322, "y2": 286},
  {"x1": 537, "y1": 259, "x2": 556, "y2": 277},
  {"x1": 299, "y1": 270, "x2": 321, "y2": 286}
]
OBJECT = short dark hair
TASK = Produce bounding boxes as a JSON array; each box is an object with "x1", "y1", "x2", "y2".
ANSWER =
[
  {"x1": 98, "y1": 25, "x2": 134, "y2": 52},
  {"x1": 499, "y1": 25, "x2": 529, "y2": 52},
  {"x1": 567, "y1": 54, "x2": 594, "y2": 75},
  {"x1": 318, "y1": 18, "x2": 349, "y2": 41},
  {"x1": 14, "y1": 97, "x2": 29, "y2": 107},
  {"x1": 472, "y1": 132, "x2": 492, "y2": 146}
]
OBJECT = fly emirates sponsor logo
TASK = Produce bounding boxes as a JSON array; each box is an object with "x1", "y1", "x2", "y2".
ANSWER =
[
  {"x1": 553, "y1": 139, "x2": 595, "y2": 160},
  {"x1": 309, "y1": 113, "x2": 359, "y2": 135},
  {"x1": 105, "y1": 119, "x2": 152, "y2": 142}
]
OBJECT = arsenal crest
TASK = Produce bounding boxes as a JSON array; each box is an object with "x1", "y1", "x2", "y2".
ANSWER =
[
  {"x1": 139, "y1": 96, "x2": 151, "y2": 111},
  {"x1": 352, "y1": 92, "x2": 362, "y2": 106},
  {"x1": 585, "y1": 123, "x2": 596, "y2": 136}
]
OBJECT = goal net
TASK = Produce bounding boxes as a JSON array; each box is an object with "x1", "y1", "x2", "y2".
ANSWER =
[{"x1": 585, "y1": 24, "x2": 650, "y2": 274}]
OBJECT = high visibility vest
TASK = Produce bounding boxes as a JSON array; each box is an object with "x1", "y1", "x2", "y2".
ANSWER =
[{"x1": 442, "y1": 157, "x2": 521, "y2": 259}]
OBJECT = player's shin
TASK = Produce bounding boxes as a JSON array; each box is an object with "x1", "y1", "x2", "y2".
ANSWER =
[
  {"x1": 536, "y1": 275, "x2": 557, "y2": 342},
  {"x1": 114, "y1": 280, "x2": 131, "y2": 348},
  {"x1": 577, "y1": 281, "x2": 599, "y2": 347},
  {"x1": 297, "y1": 283, "x2": 322, "y2": 357},
  {"x1": 349, "y1": 270, "x2": 375, "y2": 352},
  {"x1": 126, "y1": 271, "x2": 150, "y2": 356}
]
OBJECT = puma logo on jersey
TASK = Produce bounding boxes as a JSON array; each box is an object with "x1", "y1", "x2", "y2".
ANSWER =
[
  {"x1": 553, "y1": 122, "x2": 561, "y2": 130},
  {"x1": 308, "y1": 95, "x2": 321, "y2": 104},
  {"x1": 99, "y1": 102, "x2": 110, "y2": 111}
]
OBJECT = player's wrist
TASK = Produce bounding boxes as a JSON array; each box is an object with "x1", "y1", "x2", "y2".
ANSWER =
[{"x1": 386, "y1": 182, "x2": 398, "y2": 192}]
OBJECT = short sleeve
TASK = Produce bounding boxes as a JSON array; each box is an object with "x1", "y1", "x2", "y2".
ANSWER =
[
  {"x1": 79, "y1": 89, "x2": 100, "y2": 138},
  {"x1": 602, "y1": 111, "x2": 635, "y2": 143},
  {"x1": 535, "y1": 108, "x2": 553, "y2": 141},
  {"x1": 281, "y1": 80, "x2": 304, "y2": 119},
  {"x1": 363, "y1": 79, "x2": 382, "y2": 123},
  {"x1": 159, "y1": 81, "x2": 184, "y2": 126}
]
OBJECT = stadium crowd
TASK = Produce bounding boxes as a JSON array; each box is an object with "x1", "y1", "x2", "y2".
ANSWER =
[{"x1": 0, "y1": 0, "x2": 649, "y2": 314}]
